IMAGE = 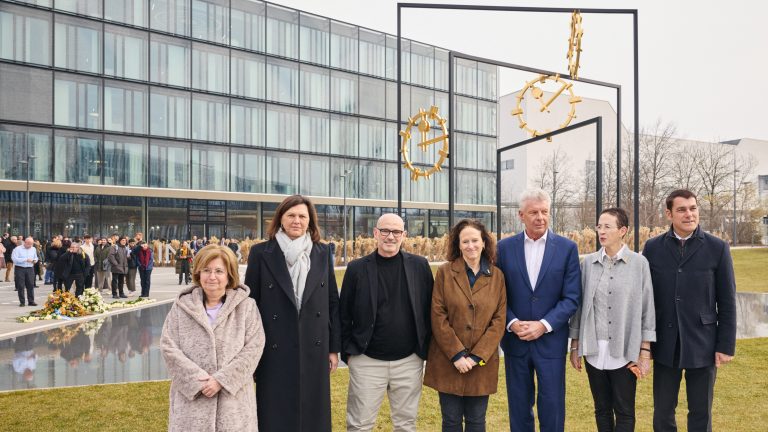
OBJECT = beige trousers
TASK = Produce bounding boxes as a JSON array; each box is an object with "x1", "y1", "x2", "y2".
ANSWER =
[{"x1": 346, "y1": 353, "x2": 424, "y2": 432}]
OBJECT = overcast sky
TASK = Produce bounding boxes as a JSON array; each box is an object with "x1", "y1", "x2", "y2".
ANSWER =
[{"x1": 276, "y1": 0, "x2": 767, "y2": 142}]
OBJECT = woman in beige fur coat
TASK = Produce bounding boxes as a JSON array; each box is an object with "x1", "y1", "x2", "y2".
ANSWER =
[{"x1": 161, "y1": 245, "x2": 265, "y2": 431}]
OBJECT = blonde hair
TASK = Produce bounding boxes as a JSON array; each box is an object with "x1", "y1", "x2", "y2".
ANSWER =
[{"x1": 191, "y1": 245, "x2": 240, "y2": 290}]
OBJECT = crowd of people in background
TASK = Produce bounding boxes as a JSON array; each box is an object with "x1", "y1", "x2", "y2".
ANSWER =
[{"x1": 1, "y1": 232, "x2": 244, "y2": 307}]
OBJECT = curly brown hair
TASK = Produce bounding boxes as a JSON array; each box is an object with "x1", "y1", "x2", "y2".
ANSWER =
[{"x1": 445, "y1": 219, "x2": 496, "y2": 265}]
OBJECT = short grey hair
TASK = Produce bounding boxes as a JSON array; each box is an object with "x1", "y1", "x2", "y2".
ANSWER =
[{"x1": 519, "y1": 188, "x2": 551, "y2": 210}]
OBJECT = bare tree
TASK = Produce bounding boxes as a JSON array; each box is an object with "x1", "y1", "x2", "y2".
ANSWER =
[
  {"x1": 602, "y1": 146, "x2": 618, "y2": 208},
  {"x1": 531, "y1": 147, "x2": 576, "y2": 232},
  {"x1": 638, "y1": 119, "x2": 677, "y2": 227},
  {"x1": 668, "y1": 142, "x2": 703, "y2": 197},
  {"x1": 576, "y1": 153, "x2": 597, "y2": 228},
  {"x1": 695, "y1": 141, "x2": 734, "y2": 232}
]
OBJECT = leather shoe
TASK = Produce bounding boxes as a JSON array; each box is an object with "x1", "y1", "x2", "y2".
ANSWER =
[
  {"x1": 18, "y1": 304, "x2": 25, "y2": 307},
  {"x1": 28, "y1": 302, "x2": 38, "y2": 306}
]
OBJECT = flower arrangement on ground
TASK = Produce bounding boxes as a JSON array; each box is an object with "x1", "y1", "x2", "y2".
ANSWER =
[{"x1": 78, "y1": 288, "x2": 110, "y2": 314}]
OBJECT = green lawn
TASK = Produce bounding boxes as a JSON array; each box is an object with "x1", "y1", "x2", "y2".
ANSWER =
[
  {"x1": 731, "y1": 248, "x2": 768, "y2": 293},
  {"x1": 1, "y1": 338, "x2": 766, "y2": 431}
]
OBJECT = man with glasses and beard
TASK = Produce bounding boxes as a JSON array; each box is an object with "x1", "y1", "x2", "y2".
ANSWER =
[{"x1": 340, "y1": 213, "x2": 434, "y2": 432}]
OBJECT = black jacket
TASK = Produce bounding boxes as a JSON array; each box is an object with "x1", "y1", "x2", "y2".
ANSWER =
[
  {"x1": 339, "y1": 250, "x2": 434, "y2": 363},
  {"x1": 244, "y1": 239, "x2": 340, "y2": 432},
  {"x1": 643, "y1": 226, "x2": 737, "y2": 369},
  {"x1": 55, "y1": 251, "x2": 90, "y2": 280}
]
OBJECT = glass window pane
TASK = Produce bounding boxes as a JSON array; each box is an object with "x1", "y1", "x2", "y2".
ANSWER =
[
  {"x1": 299, "y1": 64, "x2": 328, "y2": 109},
  {"x1": 478, "y1": 62, "x2": 498, "y2": 100},
  {"x1": 410, "y1": 42, "x2": 434, "y2": 88},
  {"x1": 359, "y1": 29, "x2": 385, "y2": 77},
  {"x1": 192, "y1": 42, "x2": 228, "y2": 93},
  {"x1": 192, "y1": 143, "x2": 228, "y2": 191},
  {"x1": 150, "y1": 34, "x2": 191, "y2": 87},
  {"x1": 410, "y1": 86, "x2": 433, "y2": 116},
  {"x1": 359, "y1": 118, "x2": 385, "y2": 160},
  {"x1": 104, "y1": 135, "x2": 147, "y2": 186},
  {"x1": 192, "y1": 0, "x2": 229, "y2": 44},
  {"x1": 454, "y1": 133, "x2": 477, "y2": 169},
  {"x1": 266, "y1": 151, "x2": 298, "y2": 195},
  {"x1": 231, "y1": 50, "x2": 265, "y2": 99},
  {"x1": 477, "y1": 136, "x2": 496, "y2": 171},
  {"x1": 330, "y1": 21, "x2": 357, "y2": 72},
  {"x1": 330, "y1": 115, "x2": 357, "y2": 158},
  {"x1": 54, "y1": 72, "x2": 102, "y2": 129},
  {"x1": 456, "y1": 96, "x2": 477, "y2": 132},
  {"x1": 267, "y1": 58, "x2": 298, "y2": 104},
  {"x1": 105, "y1": 25, "x2": 148, "y2": 81},
  {"x1": 478, "y1": 172, "x2": 496, "y2": 205},
  {"x1": 330, "y1": 159, "x2": 357, "y2": 198},
  {"x1": 299, "y1": 154, "x2": 329, "y2": 196},
  {"x1": 104, "y1": 80, "x2": 147, "y2": 134},
  {"x1": 266, "y1": 105, "x2": 297, "y2": 150},
  {"x1": 435, "y1": 48, "x2": 449, "y2": 91},
  {"x1": 0, "y1": 63, "x2": 52, "y2": 124},
  {"x1": 385, "y1": 163, "x2": 398, "y2": 200},
  {"x1": 299, "y1": 13, "x2": 328, "y2": 65},
  {"x1": 359, "y1": 76, "x2": 385, "y2": 118},
  {"x1": 12, "y1": 0, "x2": 51, "y2": 7},
  {"x1": 478, "y1": 100, "x2": 497, "y2": 136},
  {"x1": 0, "y1": 3, "x2": 51, "y2": 66},
  {"x1": 0, "y1": 124, "x2": 52, "y2": 182},
  {"x1": 54, "y1": 130, "x2": 102, "y2": 184},
  {"x1": 456, "y1": 169, "x2": 478, "y2": 204},
  {"x1": 266, "y1": 4, "x2": 297, "y2": 59},
  {"x1": 231, "y1": 147, "x2": 265, "y2": 192},
  {"x1": 192, "y1": 94, "x2": 229, "y2": 142},
  {"x1": 105, "y1": 0, "x2": 147, "y2": 27},
  {"x1": 150, "y1": 139, "x2": 190, "y2": 188},
  {"x1": 331, "y1": 71, "x2": 357, "y2": 113},
  {"x1": 359, "y1": 160, "x2": 385, "y2": 199},
  {"x1": 411, "y1": 169, "x2": 434, "y2": 202},
  {"x1": 149, "y1": 86, "x2": 190, "y2": 139},
  {"x1": 150, "y1": 0, "x2": 190, "y2": 36},
  {"x1": 231, "y1": 99, "x2": 264, "y2": 146},
  {"x1": 456, "y1": 58, "x2": 477, "y2": 97},
  {"x1": 54, "y1": 15, "x2": 101, "y2": 74},
  {"x1": 385, "y1": 122, "x2": 398, "y2": 162},
  {"x1": 231, "y1": 0, "x2": 265, "y2": 52},
  {"x1": 55, "y1": 0, "x2": 101, "y2": 18},
  {"x1": 299, "y1": 109, "x2": 329, "y2": 154}
]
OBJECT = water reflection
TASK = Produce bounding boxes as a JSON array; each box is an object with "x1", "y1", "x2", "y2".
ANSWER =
[
  {"x1": 1, "y1": 292, "x2": 766, "y2": 392},
  {"x1": 0, "y1": 303, "x2": 171, "y2": 392}
]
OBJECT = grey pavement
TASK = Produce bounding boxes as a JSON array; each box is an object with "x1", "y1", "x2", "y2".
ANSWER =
[{"x1": 0, "y1": 265, "x2": 248, "y2": 340}]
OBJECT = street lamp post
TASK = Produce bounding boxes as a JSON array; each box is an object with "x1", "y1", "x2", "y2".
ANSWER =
[
  {"x1": 340, "y1": 169, "x2": 352, "y2": 264},
  {"x1": 18, "y1": 154, "x2": 37, "y2": 237}
]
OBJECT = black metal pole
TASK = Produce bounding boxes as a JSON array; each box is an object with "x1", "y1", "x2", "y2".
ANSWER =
[
  {"x1": 616, "y1": 87, "x2": 621, "y2": 207},
  {"x1": 448, "y1": 51, "x2": 455, "y2": 229},
  {"x1": 596, "y1": 116, "x2": 603, "y2": 251},
  {"x1": 633, "y1": 11, "x2": 640, "y2": 251},
  {"x1": 396, "y1": 5, "x2": 403, "y2": 218},
  {"x1": 496, "y1": 149, "x2": 502, "y2": 240},
  {"x1": 25, "y1": 157, "x2": 30, "y2": 236}
]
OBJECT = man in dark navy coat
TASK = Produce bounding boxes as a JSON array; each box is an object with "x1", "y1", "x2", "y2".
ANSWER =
[
  {"x1": 497, "y1": 189, "x2": 581, "y2": 432},
  {"x1": 643, "y1": 189, "x2": 736, "y2": 432}
]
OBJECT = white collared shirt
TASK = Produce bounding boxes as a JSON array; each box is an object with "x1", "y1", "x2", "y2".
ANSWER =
[{"x1": 523, "y1": 229, "x2": 548, "y2": 291}]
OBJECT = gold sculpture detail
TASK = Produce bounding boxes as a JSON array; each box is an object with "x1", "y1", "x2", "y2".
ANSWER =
[
  {"x1": 400, "y1": 106, "x2": 449, "y2": 181},
  {"x1": 511, "y1": 74, "x2": 582, "y2": 141},
  {"x1": 567, "y1": 10, "x2": 583, "y2": 79}
]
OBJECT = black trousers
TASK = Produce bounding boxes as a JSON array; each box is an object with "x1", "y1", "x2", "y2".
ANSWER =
[
  {"x1": 138, "y1": 268, "x2": 152, "y2": 297},
  {"x1": 111, "y1": 273, "x2": 126, "y2": 296},
  {"x1": 15, "y1": 266, "x2": 35, "y2": 305},
  {"x1": 64, "y1": 275, "x2": 85, "y2": 297},
  {"x1": 84, "y1": 265, "x2": 94, "y2": 288},
  {"x1": 438, "y1": 392, "x2": 489, "y2": 432},
  {"x1": 585, "y1": 361, "x2": 637, "y2": 432},
  {"x1": 653, "y1": 361, "x2": 716, "y2": 432}
]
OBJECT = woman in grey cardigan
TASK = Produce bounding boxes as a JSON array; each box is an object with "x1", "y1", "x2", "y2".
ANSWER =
[
  {"x1": 569, "y1": 207, "x2": 655, "y2": 432},
  {"x1": 161, "y1": 245, "x2": 265, "y2": 431}
]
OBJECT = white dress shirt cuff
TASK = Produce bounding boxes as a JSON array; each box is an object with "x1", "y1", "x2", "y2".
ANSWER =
[
  {"x1": 540, "y1": 319, "x2": 552, "y2": 333},
  {"x1": 506, "y1": 318, "x2": 518, "y2": 332}
]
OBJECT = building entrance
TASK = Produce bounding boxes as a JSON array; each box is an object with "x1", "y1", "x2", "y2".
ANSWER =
[{"x1": 188, "y1": 200, "x2": 227, "y2": 239}]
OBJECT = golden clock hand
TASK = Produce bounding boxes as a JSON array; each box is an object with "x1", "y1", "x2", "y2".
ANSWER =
[
  {"x1": 418, "y1": 135, "x2": 449, "y2": 149},
  {"x1": 540, "y1": 81, "x2": 573, "y2": 112}
]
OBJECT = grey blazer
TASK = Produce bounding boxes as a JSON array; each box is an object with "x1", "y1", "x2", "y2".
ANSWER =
[{"x1": 569, "y1": 247, "x2": 656, "y2": 363}]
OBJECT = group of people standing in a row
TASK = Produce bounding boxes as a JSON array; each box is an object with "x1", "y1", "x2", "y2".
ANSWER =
[{"x1": 160, "y1": 188, "x2": 736, "y2": 432}]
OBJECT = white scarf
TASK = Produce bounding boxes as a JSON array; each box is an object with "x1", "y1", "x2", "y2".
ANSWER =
[{"x1": 275, "y1": 229, "x2": 313, "y2": 310}]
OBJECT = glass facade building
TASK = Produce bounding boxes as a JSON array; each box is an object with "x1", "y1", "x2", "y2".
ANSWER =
[{"x1": 0, "y1": 0, "x2": 497, "y2": 241}]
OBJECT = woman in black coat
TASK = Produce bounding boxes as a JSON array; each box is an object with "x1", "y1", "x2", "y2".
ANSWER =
[{"x1": 244, "y1": 195, "x2": 341, "y2": 432}]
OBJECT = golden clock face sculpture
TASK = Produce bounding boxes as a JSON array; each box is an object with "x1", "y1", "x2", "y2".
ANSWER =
[
  {"x1": 567, "y1": 10, "x2": 583, "y2": 79},
  {"x1": 511, "y1": 10, "x2": 584, "y2": 141},
  {"x1": 399, "y1": 105, "x2": 449, "y2": 181},
  {"x1": 510, "y1": 74, "x2": 582, "y2": 140}
]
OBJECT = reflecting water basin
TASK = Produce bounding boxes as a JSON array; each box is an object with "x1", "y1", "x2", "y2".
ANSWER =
[{"x1": 1, "y1": 292, "x2": 767, "y2": 392}]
